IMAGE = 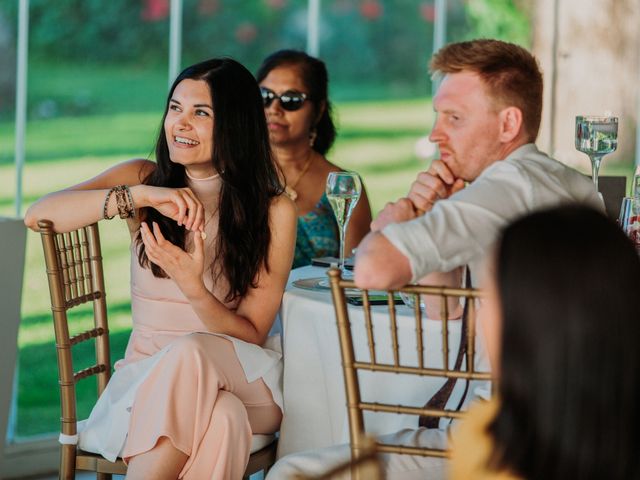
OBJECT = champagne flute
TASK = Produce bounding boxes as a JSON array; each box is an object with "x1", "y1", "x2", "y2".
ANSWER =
[
  {"x1": 575, "y1": 115, "x2": 618, "y2": 192},
  {"x1": 326, "y1": 172, "x2": 362, "y2": 277}
]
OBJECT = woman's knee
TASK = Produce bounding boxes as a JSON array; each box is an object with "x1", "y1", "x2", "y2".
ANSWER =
[{"x1": 213, "y1": 391, "x2": 251, "y2": 429}]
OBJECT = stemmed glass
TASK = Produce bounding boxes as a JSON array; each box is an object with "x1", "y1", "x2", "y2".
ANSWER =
[
  {"x1": 575, "y1": 115, "x2": 618, "y2": 192},
  {"x1": 326, "y1": 172, "x2": 362, "y2": 277}
]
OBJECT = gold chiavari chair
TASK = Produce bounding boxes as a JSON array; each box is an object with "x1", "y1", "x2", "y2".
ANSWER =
[
  {"x1": 327, "y1": 268, "x2": 491, "y2": 478},
  {"x1": 38, "y1": 220, "x2": 277, "y2": 479},
  {"x1": 39, "y1": 220, "x2": 124, "y2": 479},
  {"x1": 292, "y1": 435, "x2": 384, "y2": 480}
]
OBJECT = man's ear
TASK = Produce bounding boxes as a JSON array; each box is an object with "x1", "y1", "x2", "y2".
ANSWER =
[{"x1": 498, "y1": 106, "x2": 523, "y2": 143}]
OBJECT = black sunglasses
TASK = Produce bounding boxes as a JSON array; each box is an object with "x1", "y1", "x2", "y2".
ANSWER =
[{"x1": 260, "y1": 87, "x2": 308, "y2": 111}]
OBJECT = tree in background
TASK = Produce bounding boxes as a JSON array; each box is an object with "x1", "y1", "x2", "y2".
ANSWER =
[
  {"x1": 0, "y1": 0, "x2": 533, "y2": 117},
  {"x1": 459, "y1": 0, "x2": 530, "y2": 46}
]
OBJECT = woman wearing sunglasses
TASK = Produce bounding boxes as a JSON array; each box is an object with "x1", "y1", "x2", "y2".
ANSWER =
[{"x1": 256, "y1": 50, "x2": 372, "y2": 268}]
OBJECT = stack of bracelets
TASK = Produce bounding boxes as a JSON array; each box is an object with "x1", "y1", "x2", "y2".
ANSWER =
[{"x1": 103, "y1": 185, "x2": 135, "y2": 220}]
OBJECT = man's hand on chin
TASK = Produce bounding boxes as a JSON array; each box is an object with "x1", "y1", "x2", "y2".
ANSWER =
[{"x1": 407, "y1": 160, "x2": 465, "y2": 213}]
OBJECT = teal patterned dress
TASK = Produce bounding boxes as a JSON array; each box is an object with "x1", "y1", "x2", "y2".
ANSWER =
[{"x1": 293, "y1": 192, "x2": 340, "y2": 268}]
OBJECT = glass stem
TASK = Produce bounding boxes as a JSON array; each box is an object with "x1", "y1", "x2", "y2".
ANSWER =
[
  {"x1": 590, "y1": 155, "x2": 603, "y2": 192},
  {"x1": 338, "y1": 224, "x2": 346, "y2": 274}
]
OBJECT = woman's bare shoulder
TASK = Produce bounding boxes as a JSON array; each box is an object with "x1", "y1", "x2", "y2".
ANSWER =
[
  {"x1": 71, "y1": 158, "x2": 156, "y2": 190},
  {"x1": 307, "y1": 155, "x2": 342, "y2": 180},
  {"x1": 323, "y1": 158, "x2": 350, "y2": 175},
  {"x1": 133, "y1": 158, "x2": 156, "y2": 176},
  {"x1": 270, "y1": 193, "x2": 297, "y2": 223},
  {"x1": 269, "y1": 193, "x2": 298, "y2": 232},
  {"x1": 114, "y1": 158, "x2": 156, "y2": 183}
]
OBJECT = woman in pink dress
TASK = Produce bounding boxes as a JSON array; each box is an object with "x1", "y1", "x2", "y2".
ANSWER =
[{"x1": 25, "y1": 58, "x2": 297, "y2": 479}]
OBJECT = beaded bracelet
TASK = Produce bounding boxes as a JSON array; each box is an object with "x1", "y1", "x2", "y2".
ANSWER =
[
  {"x1": 103, "y1": 185, "x2": 135, "y2": 220},
  {"x1": 124, "y1": 185, "x2": 136, "y2": 219},
  {"x1": 102, "y1": 187, "x2": 117, "y2": 220},
  {"x1": 114, "y1": 185, "x2": 135, "y2": 219},
  {"x1": 114, "y1": 186, "x2": 127, "y2": 219}
]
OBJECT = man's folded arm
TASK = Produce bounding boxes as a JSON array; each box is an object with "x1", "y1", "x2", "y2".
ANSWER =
[{"x1": 354, "y1": 232, "x2": 412, "y2": 290}]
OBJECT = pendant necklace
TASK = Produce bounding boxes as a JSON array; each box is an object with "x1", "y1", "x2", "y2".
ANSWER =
[
  {"x1": 284, "y1": 150, "x2": 315, "y2": 201},
  {"x1": 199, "y1": 206, "x2": 220, "y2": 240}
]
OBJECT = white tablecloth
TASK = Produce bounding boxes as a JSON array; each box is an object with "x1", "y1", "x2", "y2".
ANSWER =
[{"x1": 276, "y1": 266, "x2": 491, "y2": 459}]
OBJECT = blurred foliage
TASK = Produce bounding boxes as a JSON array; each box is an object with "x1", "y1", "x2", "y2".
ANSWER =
[
  {"x1": 4, "y1": 0, "x2": 170, "y2": 61},
  {"x1": 461, "y1": 0, "x2": 532, "y2": 46},
  {"x1": 0, "y1": 0, "x2": 532, "y2": 115},
  {"x1": 315, "y1": 1, "x2": 434, "y2": 98},
  {"x1": 181, "y1": 0, "x2": 307, "y2": 71}
]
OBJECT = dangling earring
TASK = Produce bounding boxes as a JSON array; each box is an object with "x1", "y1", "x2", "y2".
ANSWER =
[{"x1": 309, "y1": 128, "x2": 318, "y2": 148}]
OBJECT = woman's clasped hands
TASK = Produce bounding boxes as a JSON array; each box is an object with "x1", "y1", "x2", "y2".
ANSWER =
[{"x1": 137, "y1": 184, "x2": 208, "y2": 299}]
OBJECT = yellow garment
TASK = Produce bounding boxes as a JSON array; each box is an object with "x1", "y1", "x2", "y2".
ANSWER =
[{"x1": 450, "y1": 398, "x2": 522, "y2": 480}]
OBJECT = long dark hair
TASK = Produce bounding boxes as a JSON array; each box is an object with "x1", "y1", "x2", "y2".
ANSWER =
[
  {"x1": 137, "y1": 57, "x2": 283, "y2": 302},
  {"x1": 488, "y1": 205, "x2": 640, "y2": 479},
  {"x1": 256, "y1": 49, "x2": 336, "y2": 155}
]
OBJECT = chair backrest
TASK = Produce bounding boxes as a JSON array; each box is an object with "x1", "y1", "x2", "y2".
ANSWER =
[
  {"x1": 327, "y1": 268, "x2": 491, "y2": 472},
  {"x1": 598, "y1": 175, "x2": 627, "y2": 219},
  {"x1": 38, "y1": 220, "x2": 112, "y2": 473}
]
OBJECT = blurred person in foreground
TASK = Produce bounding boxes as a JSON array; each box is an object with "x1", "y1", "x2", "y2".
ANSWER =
[
  {"x1": 452, "y1": 205, "x2": 640, "y2": 480},
  {"x1": 256, "y1": 49, "x2": 372, "y2": 269},
  {"x1": 354, "y1": 39, "x2": 602, "y2": 293},
  {"x1": 269, "y1": 206, "x2": 640, "y2": 480}
]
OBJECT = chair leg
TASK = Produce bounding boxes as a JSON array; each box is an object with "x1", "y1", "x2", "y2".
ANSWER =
[{"x1": 59, "y1": 445, "x2": 76, "y2": 480}]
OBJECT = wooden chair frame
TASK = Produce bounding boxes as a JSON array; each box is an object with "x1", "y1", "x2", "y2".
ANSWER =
[
  {"x1": 38, "y1": 220, "x2": 276, "y2": 479},
  {"x1": 39, "y1": 220, "x2": 123, "y2": 479},
  {"x1": 327, "y1": 268, "x2": 491, "y2": 476}
]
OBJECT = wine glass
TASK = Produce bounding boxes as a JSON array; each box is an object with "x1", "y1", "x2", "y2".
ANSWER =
[
  {"x1": 326, "y1": 172, "x2": 362, "y2": 277},
  {"x1": 575, "y1": 115, "x2": 618, "y2": 192}
]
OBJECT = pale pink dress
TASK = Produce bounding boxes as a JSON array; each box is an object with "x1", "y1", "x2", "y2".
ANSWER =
[{"x1": 77, "y1": 173, "x2": 283, "y2": 479}]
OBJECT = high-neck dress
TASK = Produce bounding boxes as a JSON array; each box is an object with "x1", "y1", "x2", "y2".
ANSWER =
[
  {"x1": 118, "y1": 171, "x2": 234, "y2": 367},
  {"x1": 77, "y1": 172, "x2": 283, "y2": 478}
]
